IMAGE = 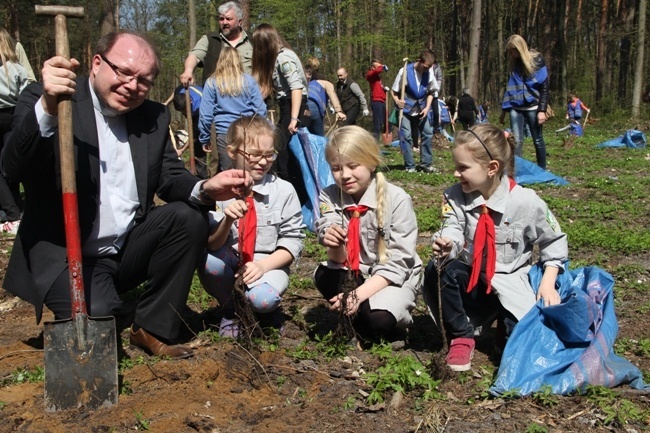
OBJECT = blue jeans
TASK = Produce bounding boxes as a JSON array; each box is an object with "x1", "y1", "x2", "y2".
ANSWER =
[
  {"x1": 509, "y1": 109, "x2": 547, "y2": 169},
  {"x1": 400, "y1": 113, "x2": 433, "y2": 169}
]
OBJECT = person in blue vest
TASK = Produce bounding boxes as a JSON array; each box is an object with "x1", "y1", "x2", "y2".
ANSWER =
[
  {"x1": 173, "y1": 84, "x2": 208, "y2": 179},
  {"x1": 305, "y1": 57, "x2": 346, "y2": 136},
  {"x1": 499, "y1": 34, "x2": 549, "y2": 169},
  {"x1": 391, "y1": 50, "x2": 440, "y2": 173},
  {"x1": 566, "y1": 93, "x2": 590, "y2": 122}
]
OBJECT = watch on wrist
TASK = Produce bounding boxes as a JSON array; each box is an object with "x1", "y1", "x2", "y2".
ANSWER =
[{"x1": 199, "y1": 181, "x2": 212, "y2": 202}]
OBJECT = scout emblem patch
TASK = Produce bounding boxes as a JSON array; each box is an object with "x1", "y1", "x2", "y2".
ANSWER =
[
  {"x1": 320, "y1": 202, "x2": 332, "y2": 214},
  {"x1": 281, "y1": 62, "x2": 294, "y2": 75},
  {"x1": 546, "y1": 209, "x2": 560, "y2": 232}
]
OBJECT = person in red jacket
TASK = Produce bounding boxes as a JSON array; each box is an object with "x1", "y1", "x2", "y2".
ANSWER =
[{"x1": 366, "y1": 59, "x2": 389, "y2": 138}]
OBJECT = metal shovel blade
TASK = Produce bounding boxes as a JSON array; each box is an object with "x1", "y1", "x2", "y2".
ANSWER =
[{"x1": 43, "y1": 314, "x2": 118, "y2": 412}]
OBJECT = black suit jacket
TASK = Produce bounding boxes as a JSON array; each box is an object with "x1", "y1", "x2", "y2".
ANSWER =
[{"x1": 1, "y1": 78, "x2": 200, "y2": 320}]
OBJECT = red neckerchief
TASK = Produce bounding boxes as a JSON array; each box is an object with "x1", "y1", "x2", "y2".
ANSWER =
[
  {"x1": 238, "y1": 195, "x2": 256, "y2": 265},
  {"x1": 345, "y1": 205, "x2": 368, "y2": 272},
  {"x1": 467, "y1": 177, "x2": 516, "y2": 294}
]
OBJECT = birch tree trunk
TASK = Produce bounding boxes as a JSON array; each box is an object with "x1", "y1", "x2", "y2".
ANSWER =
[{"x1": 188, "y1": 0, "x2": 197, "y2": 49}]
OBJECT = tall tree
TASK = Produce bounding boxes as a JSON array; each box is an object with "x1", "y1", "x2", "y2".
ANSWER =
[
  {"x1": 632, "y1": 0, "x2": 646, "y2": 118},
  {"x1": 596, "y1": 0, "x2": 608, "y2": 101},
  {"x1": 467, "y1": 0, "x2": 481, "y2": 97}
]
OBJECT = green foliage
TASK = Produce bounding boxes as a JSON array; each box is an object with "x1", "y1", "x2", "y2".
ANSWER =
[
  {"x1": 286, "y1": 331, "x2": 349, "y2": 361},
  {"x1": 342, "y1": 395, "x2": 356, "y2": 411},
  {"x1": 1, "y1": 366, "x2": 44, "y2": 387},
  {"x1": 364, "y1": 353, "x2": 441, "y2": 404},
  {"x1": 120, "y1": 380, "x2": 133, "y2": 396},
  {"x1": 0, "y1": 401, "x2": 6, "y2": 410},
  {"x1": 615, "y1": 338, "x2": 650, "y2": 357},
  {"x1": 187, "y1": 272, "x2": 213, "y2": 309},
  {"x1": 367, "y1": 341, "x2": 393, "y2": 360},
  {"x1": 134, "y1": 410, "x2": 151, "y2": 431},
  {"x1": 531, "y1": 385, "x2": 559, "y2": 407},
  {"x1": 583, "y1": 385, "x2": 648, "y2": 427},
  {"x1": 525, "y1": 423, "x2": 548, "y2": 433}
]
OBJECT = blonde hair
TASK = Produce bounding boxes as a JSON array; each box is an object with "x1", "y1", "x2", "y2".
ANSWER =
[
  {"x1": 0, "y1": 28, "x2": 18, "y2": 83},
  {"x1": 454, "y1": 124, "x2": 515, "y2": 178},
  {"x1": 212, "y1": 46, "x2": 244, "y2": 96},
  {"x1": 225, "y1": 115, "x2": 276, "y2": 169},
  {"x1": 326, "y1": 126, "x2": 389, "y2": 263},
  {"x1": 505, "y1": 34, "x2": 540, "y2": 78},
  {"x1": 252, "y1": 24, "x2": 290, "y2": 99}
]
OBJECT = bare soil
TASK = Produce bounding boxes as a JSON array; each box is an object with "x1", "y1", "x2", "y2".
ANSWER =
[{"x1": 1, "y1": 180, "x2": 649, "y2": 432}]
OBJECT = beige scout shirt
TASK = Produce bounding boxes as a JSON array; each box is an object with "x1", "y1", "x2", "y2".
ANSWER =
[
  {"x1": 435, "y1": 175, "x2": 568, "y2": 319},
  {"x1": 316, "y1": 178, "x2": 422, "y2": 327}
]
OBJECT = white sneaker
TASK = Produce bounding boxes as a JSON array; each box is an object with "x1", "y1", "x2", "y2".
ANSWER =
[
  {"x1": 405, "y1": 168, "x2": 416, "y2": 173},
  {"x1": 1, "y1": 220, "x2": 19, "y2": 235}
]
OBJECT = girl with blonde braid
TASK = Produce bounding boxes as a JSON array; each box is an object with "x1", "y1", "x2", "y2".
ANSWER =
[{"x1": 314, "y1": 126, "x2": 422, "y2": 341}]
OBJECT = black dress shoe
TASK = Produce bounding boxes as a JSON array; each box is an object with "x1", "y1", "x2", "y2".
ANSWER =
[{"x1": 129, "y1": 326, "x2": 193, "y2": 359}]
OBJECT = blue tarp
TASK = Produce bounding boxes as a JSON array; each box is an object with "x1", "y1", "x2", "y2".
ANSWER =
[
  {"x1": 514, "y1": 156, "x2": 569, "y2": 186},
  {"x1": 288, "y1": 129, "x2": 335, "y2": 232},
  {"x1": 597, "y1": 129, "x2": 647, "y2": 148},
  {"x1": 491, "y1": 265, "x2": 649, "y2": 396}
]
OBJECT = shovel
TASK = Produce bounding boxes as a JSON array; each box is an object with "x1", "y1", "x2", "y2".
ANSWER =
[{"x1": 37, "y1": 4, "x2": 119, "y2": 412}]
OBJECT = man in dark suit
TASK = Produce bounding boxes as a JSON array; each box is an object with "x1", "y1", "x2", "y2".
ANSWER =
[{"x1": 1, "y1": 31, "x2": 250, "y2": 359}]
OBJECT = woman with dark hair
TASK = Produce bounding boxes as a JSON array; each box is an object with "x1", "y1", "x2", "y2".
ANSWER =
[
  {"x1": 499, "y1": 34, "x2": 549, "y2": 169},
  {"x1": 251, "y1": 23, "x2": 310, "y2": 191}
]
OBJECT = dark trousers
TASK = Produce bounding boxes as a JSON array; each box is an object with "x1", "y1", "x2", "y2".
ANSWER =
[
  {"x1": 422, "y1": 259, "x2": 516, "y2": 339},
  {"x1": 314, "y1": 264, "x2": 398, "y2": 339},
  {"x1": 0, "y1": 109, "x2": 22, "y2": 221},
  {"x1": 371, "y1": 100, "x2": 386, "y2": 137},
  {"x1": 274, "y1": 96, "x2": 311, "y2": 205},
  {"x1": 43, "y1": 202, "x2": 208, "y2": 340},
  {"x1": 431, "y1": 97, "x2": 440, "y2": 130},
  {"x1": 341, "y1": 105, "x2": 360, "y2": 126}
]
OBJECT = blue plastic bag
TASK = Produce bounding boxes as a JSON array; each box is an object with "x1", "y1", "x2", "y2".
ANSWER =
[
  {"x1": 288, "y1": 129, "x2": 334, "y2": 232},
  {"x1": 514, "y1": 156, "x2": 569, "y2": 186},
  {"x1": 597, "y1": 129, "x2": 646, "y2": 148},
  {"x1": 490, "y1": 265, "x2": 649, "y2": 396}
]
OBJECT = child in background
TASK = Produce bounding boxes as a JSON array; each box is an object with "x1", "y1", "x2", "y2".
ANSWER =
[
  {"x1": 421, "y1": 124, "x2": 568, "y2": 371},
  {"x1": 198, "y1": 116, "x2": 305, "y2": 337},
  {"x1": 199, "y1": 47, "x2": 266, "y2": 175},
  {"x1": 314, "y1": 126, "x2": 422, "y2": 341},
  {"x1": 566, "y1": 93, "x2": 590, "y2": 122}
]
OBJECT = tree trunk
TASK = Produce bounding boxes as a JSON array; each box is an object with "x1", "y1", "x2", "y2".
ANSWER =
[
  {"x1": 631, "y1": 0, "x2": 646, "y2": 118},
  {"x1": 596, "y1": 0, "x2": 608, "y2": 101},
  {"x1": 618, "y1": 0, "x2": 635, "y2": 101},
  {"x1": 239, "y1": 0, "x2": 250, "y2": 31},
  {"x1": 188, "y1": 0, "x2": 197, "y2": 49},
  {"x1": 100, "y1": 0, "x2": 118, "y2": 36},
  {"x1": 467, "y1": 0, "x2": 481, "y2": 97}
]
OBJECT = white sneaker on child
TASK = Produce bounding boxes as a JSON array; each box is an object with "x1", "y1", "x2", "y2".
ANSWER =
[{"x1": 1, "y1": 220, "x2": 19, "y2": 235}]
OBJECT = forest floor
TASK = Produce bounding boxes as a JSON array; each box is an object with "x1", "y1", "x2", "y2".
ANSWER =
[{"x1": 1, "y1": 127, "x2": 650, "y2": 433}]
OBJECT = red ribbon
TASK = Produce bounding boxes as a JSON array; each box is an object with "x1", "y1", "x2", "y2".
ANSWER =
[
  {"x1": 468, "y1": 204, "x2": 496, "y2": 294},
  {"x1": 238, "y1": 195, "x2": 257, "y2": 265},
  {"x1": 345, "y1": 205, "x2": 368, "y2": 271}
]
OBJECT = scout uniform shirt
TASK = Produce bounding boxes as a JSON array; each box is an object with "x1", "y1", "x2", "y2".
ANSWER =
[
  {"x1": 315, "y1": 178, "x2": 422, "y2": 327},
  {"x1": 435, "y1": 175, "x2": 568, "y2": 320},
  {"x1": 273, "y1": 47, "x2": 309, "y2": 99}
]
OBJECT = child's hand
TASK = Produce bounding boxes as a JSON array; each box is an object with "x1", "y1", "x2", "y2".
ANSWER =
[
  {"x1": 202, "y1": 143, "x2": 212, "y2": 153},
  {"x1": 323, "y1": 224, "x2": 347, "y2": 248},
  {"x1": 328, "y1": 291, "x2": 361, "y2": 316},
  {"x1": 537, "y1": 283, "x2": 561, "y2": 307},
  {"x1": 237, "y1": 261, "x2": 266, "y2": 285},
  {"x1": 432, "y1": 236, "x2": 453, "y2": 258},
  {"x1": 224, "y1": 199, "x2": 249, "y2": 221}
]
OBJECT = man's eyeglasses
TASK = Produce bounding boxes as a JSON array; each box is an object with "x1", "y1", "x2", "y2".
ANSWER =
[
  {"x1": 100, "y1": 55, "x2": 155, "y2": 91},
  {"x1": 236, "y1": 149, "x2": 277, "y2": 163}
]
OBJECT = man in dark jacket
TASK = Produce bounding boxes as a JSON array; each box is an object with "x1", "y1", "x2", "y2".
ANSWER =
[
  {"x1": 336, "y1": 67, "x2": 369, "y2": 126},
  {"x1": 2, "y1": 31, "x2": 249, "y2": 360}
]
